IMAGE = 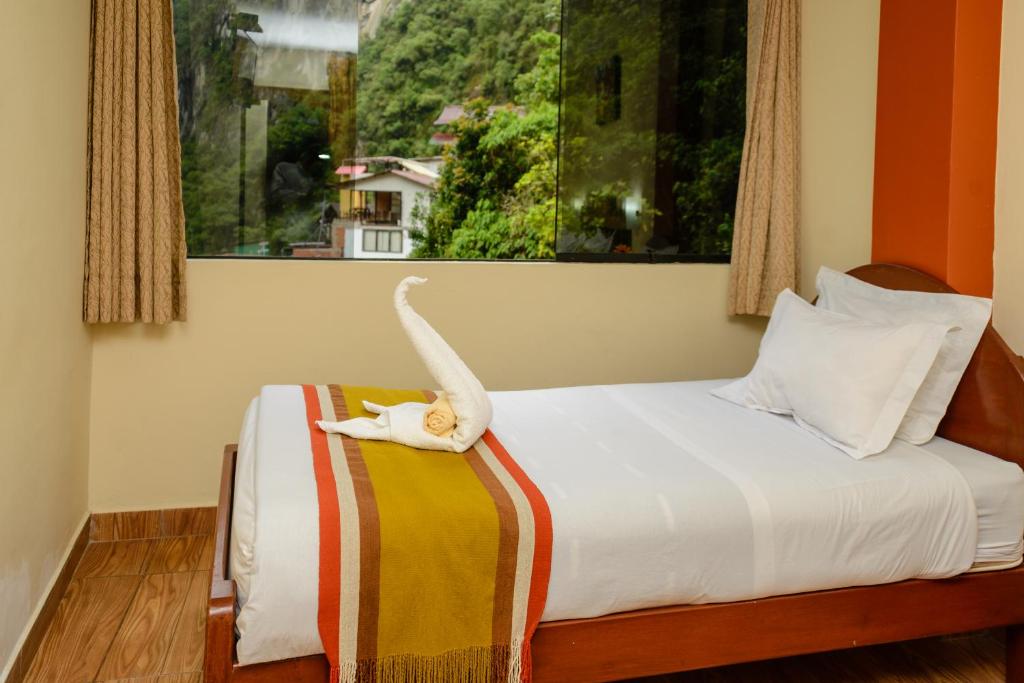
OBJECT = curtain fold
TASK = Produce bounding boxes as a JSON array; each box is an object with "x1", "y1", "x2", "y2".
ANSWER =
[
  {"x1": 84, "y1": 0, "x2": 187, "y2": 323},
  {"x1": 727, "y1": 0, "x2": 800, "y2": 316}
]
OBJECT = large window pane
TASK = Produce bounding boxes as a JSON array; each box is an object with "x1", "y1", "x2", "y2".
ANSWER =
[
  {"x1": 173, "y1": 0, "x2": 744, "y2": 262},
  {"x1": 555, "y1": 0, "x2": 746, "y2": 261}
]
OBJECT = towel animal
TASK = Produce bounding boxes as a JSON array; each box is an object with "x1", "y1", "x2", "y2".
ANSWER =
[{"x1": 316, "y1": 276, "x2": 493, "y2": 452}]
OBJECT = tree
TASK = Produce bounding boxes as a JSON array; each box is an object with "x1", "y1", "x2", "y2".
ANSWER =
[
  {"x1": 410, "y1": 30, "x2": 559, "y2": 259},
  {"x1": 356, "y1": 0, "x2": 559, "y2": 157},
  {"x1": 555, "y1": 0, "x2": 746, "y2": 257}
]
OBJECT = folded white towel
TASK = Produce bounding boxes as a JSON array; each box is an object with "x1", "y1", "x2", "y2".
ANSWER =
[{"x1": 316, "y1": 276, "x2": 493, "y2": 452}]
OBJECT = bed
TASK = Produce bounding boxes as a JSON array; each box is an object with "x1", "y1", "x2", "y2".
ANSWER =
[{"x1": 205, "y1": 264, "x2": 1024, "y2": 683}]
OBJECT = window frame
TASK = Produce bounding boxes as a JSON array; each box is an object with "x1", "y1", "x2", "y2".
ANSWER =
[{"x1": 554, "y1": 252, "x2": 731, "y2": 264}]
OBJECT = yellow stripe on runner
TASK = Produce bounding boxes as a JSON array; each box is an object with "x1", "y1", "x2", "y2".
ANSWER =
[{"x1": 341, "y1": 386, "x2": 501, "y2": 660}]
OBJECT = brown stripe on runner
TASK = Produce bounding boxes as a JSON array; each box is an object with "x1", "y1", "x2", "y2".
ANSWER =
[
  {"x1": 423, "y1": 390, "x2": 520, "y2": 664},
  {"x1": 463, "y1": 445, "x2": 520, "y2": 676},
  {"x1": 329, "y1": 384, "x2": 381, "y2": 673}
]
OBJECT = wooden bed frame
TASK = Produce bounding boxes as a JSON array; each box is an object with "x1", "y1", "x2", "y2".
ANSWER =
[{"x1": 205, "y1": 264, "x2": 1024, "y2": 683}]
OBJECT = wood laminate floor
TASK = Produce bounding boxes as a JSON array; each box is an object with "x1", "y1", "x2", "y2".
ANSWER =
[
  {"x1": 23, "y1": 509, "x2": 215, "y2": 683},
  {"x1": 22, "y1": 511, "x2": 1006, "y2": 682}
]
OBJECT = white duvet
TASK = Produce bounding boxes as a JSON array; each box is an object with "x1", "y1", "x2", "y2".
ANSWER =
[{"x1": 231, "y1": 380, "x2": 1024, "y2": 666}]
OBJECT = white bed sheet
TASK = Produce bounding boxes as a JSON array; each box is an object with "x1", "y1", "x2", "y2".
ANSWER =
[{"x1": 231, "y1": 380, "x2": 1023, "y2": 666}]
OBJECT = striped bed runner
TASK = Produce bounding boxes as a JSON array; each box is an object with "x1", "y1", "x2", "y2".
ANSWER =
[{"x1": 301, "y1": 385, "x2": 553, "y2": 683}]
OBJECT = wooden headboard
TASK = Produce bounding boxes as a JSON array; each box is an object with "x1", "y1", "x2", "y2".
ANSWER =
[{"x1": 847, "y1": 263, "x2": 1024, "y2": 469}]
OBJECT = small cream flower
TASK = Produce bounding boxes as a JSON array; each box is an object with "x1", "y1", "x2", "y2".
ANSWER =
[{"x1": 423, "y1": 393, "x2": 457, "y2": 437}]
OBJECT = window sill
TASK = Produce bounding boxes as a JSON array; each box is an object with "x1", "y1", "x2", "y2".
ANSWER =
[
  {"x1": 555, "y1": 253, "x2": 731, "y2": 264},
  {"x1": 186, "y1": 254, "x2": 732, "y2": 264}
]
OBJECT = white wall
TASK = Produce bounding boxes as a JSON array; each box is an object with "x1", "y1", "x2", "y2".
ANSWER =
[
  {"x1": 0, "y1": 0, "x2": 92, "y2": 677},
  {"x1": 88, "y1": 261, "x2": 766, "y2": 510},
  {"x1": 995, "y1": 0, "x2": 1024, "y2": 354},
  {"x1": 799, "y1": 0, "x2": 879, "y2": 296}
]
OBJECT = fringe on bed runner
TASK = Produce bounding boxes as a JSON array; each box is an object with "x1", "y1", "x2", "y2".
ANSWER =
[{"x1": 330, "y1": 640, "x2": 530, "y2": 683}]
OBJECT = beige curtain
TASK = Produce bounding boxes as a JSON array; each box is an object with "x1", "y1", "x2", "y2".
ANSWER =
[
  {"x1": 727, "y1": 0, "x2": 800, "y2": 316},
  {"x1": 84, "y1": 0, "x2": 187, "y2": 323}
]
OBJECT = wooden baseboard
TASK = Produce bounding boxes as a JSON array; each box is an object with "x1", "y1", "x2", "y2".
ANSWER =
[
  {"x1": 90, "y1": 507, "x2": 217, "y2": 541},
  {"x1": 5, "y1": 516, "x2": 89, "y2": 683}
]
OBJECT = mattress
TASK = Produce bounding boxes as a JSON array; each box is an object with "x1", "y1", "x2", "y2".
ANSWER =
[{"x1": 230, "y1": 380, "x2": 1024, "y2": 665}]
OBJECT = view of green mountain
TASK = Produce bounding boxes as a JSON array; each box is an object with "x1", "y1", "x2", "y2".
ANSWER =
[{"x1": 356, "y1": 0, "x2": 560, "y2": 157}]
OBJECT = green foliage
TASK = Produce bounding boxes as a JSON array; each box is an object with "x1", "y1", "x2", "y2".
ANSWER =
[
  {"x1": 175, "y1": 0, "x2": 342, "y2": 255},
  {"x1": 356, "y1": 0, "x2": 560, "y2": 157},
  {"x1": 668, "y1": 0, "x2": 747, "y2": 256},
  {"x1": 556, "y1": 0, "x2": 746, "y2": 257},
  {"x1": 265, "y1": 101, "x2": 328, "y2": 173},
  {"x1": 174, "y1": 0, "x2": 243, "y2": 255},
  {"x1": 411, "y1": 31, "x2": 560, "y2": 259}
]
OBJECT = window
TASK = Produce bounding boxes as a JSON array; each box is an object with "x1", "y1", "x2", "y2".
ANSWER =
[
  {"x1": 362, "y1": 229, "x2": 403, "y2": 254},
  {"x1": 555, "y1": 0, "x2": 747, "y2": 262},
  {"x1": 172, "y1": 0, "x2": 744, "y2": 262},
  {"x1": 346, "y1": 191, "x2": 402, "y2": 225}
]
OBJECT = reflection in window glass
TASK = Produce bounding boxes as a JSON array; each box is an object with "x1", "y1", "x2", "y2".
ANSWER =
[
  {"x1": 556, "y1": 0, "x2": 746, "y2": 260},
  {"x1": 173, "y1": 1, "x2": 356, "y2": 258},
  {"x1": 173, "y1": 0, "x2": 744, "y2": 261}
]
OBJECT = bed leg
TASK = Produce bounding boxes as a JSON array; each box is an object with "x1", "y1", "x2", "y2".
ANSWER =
[
  {"x1": 206, "y1": 446, "x2": 239, "y2": 683},
  {"x1": 1008, "y1": 625, "x2": 1024, "y2": 682},
  {"x1": 205, "y1": 590, "x2": 236, "y2": 683}
]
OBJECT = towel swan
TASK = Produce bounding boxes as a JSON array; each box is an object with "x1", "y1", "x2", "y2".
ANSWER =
[{"x1": 316, "y1": 276, "x2": 493, "y2": 452}]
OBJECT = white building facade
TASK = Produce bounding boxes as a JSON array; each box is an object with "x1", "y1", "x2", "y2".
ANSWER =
[{"x1": 338, "y1": 166, "x2": 436, "y2": 259}]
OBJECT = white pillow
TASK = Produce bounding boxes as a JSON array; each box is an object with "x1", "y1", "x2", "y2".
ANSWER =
[
  {"x1": 713, "y1": 289, "x2": 951, "y2": 459},
  {"x1": 815, "y1": 267, "x2": 992, "y2": 444}
]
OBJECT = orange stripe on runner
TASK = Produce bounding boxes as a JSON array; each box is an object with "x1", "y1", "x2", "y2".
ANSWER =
[
  {"x1": 481, "y1": 429, "x2": 553, "y2": 644},
  {"x1": 302, "y1": 384, "x2": 341, "y2": 673},
  {"x1": 329, "y1": 385, "x2": 381, "y2": 669}
]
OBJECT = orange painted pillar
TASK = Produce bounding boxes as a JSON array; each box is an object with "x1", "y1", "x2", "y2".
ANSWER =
[{"x1": 871, "y1": 0, "x2": 1002, "y2": 297}]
